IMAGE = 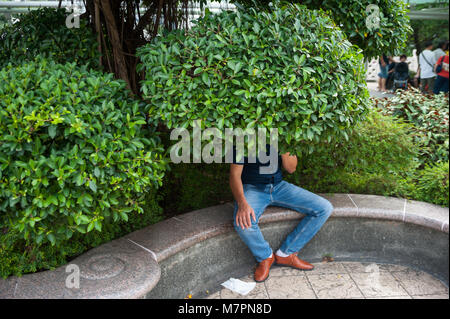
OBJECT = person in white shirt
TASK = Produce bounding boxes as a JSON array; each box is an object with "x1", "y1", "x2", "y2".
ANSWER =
[
  {"x1": 434, "y1": 40, "x2": 448, "y2": 61},
  {"x1": 417, "y1": 41, "x2": 438, "y2": 94}
]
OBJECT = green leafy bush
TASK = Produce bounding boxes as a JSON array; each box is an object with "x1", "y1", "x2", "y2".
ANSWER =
[
  {"x1": 300, "y1": 0, "x2": 412, "y2": 59},
  {"x1": 234, "y1": 0, "x2": 412, "y2": 59},
  {"x1": 0, "y1": 190, "x2": 164, "y2": 278},
  {"x1": 0, "y1": 58, "x2": 166, "y2": 254},
  {"x1": 137, "y1": 4, "x2": 370, "y2": 156},
  {"x1": 375, "y1": 88, "x2": 449, "y2": 165},
  {"x1": 285, "y1": 107, "x2": 420, "y2": 196},
  {"x1": 411, "y1": 161, "x2": 449, "y2": 207},
  {"x1": 159, "y1": 163, "x2": 232, "y2": 215},
  {"x1": 0, "y1": 8, "x2": 99, "y2": 69}
]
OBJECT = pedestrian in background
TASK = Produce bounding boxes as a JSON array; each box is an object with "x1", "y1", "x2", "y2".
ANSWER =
[
  {"x1": 434, "y1": 40, "x2": 449, "y2": 61},
  {"x1": 417, "y1": 41, "x2": 437, "y2": 94},
  {"x1": 433, "y1": 53, "x2": 449, "y2": 94},
  {"x1": 378, "y1": 55, "x2": 389, "y2": 93}
]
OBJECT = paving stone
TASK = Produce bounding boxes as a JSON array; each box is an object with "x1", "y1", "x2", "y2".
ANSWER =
[
  {"x1": 349, "y1": 272, "x2": 409, "y2": 298},
  {"x1": 220, "y1": 275, "x2": 269, "y2": 299},
  {"x1": 342, "y1": 262, "x2": 408, "y2": 273},
  {"x1": 306, "y1": 273, "x2": 364, "y2": 299},
  {"x1": 366, "y1": 295, "x2": 412, "y2": 299},
  {"x1": 308, "y1": 262, "x2": 348, "y2": 275},
  {"x1": 269, "y1": 265, "x2": 307, "y2": 277},
  {"x1": 391, "y1": 270, "x2": 449, "y2": 296},
  {"x1": 411, "y1": 294, "x2": 449, "y2": 299},
  {"x1": 204, "y1": 290, "x2": 221, "y2": 299},
  {"x1": 202, "y1": 262, "x2": 448, "y2": 300},
  {"x1": 265, "y1": 275, "x2": 316, "y2": 299}
]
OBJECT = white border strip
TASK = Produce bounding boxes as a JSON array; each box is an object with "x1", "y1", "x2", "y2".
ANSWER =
[
  {"x1": 402, "y1": 198, "x2": 407, "y2": 222},
  {"x1": 127, "y1": 239, "x2": 158, "y2": 262},
  {"x1": 347, "y1": 194, "x2": 359, "y2": 216}
]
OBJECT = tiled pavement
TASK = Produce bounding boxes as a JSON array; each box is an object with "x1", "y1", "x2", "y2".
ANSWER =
[
  {"x1": 204, "y1": 261, "x2": 449, "y2": 299},
  {"x1": 367, "y1": 81, "x2": 395, "y2": 98}
]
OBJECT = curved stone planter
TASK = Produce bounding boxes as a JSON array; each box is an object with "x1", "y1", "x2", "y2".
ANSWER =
[{"x1": 0, "y1": 194, "x2": 448, "y2": 299}]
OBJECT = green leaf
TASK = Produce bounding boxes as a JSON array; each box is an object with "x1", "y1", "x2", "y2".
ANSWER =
[
  {"x1": 89, "y1": 180, "x2": 97, "y2": 193},
  {"x1": 48, "y1": 126, "x2": 57, "y2": 139}
]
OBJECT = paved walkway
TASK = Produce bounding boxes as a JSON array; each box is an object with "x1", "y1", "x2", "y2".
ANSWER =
[
  {"x1": 204, "y1": 261, "x2": 449, "y2": 299},
  {"x1": 367, "y1": 81, "x2": 395, "y2": 98}
]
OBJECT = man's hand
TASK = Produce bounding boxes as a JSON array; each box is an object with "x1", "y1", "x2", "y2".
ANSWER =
[
  {"x1": 281, "y1": 152, "x2": 297, "y2": 174},
  {"x1": 230, "y1": 163, "x2": 256, "y2": 230},
  {"x1": 235, "y1": 201, "x2": 256, "y2": 230}
]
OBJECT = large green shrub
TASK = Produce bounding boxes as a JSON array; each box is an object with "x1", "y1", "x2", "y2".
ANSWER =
[
  {"x1": 375, "y1": 88, "x2": 449, "y2": 165},
  {"x1": 285, "y1": 107, "x2": 420, "y2": 196},
  {"x1": 159, "y1": 163, "x2": 232, "y2": 215},
  {"x1": 235, "y1": 0, "x2": 412, "y2": 59},
  {"x1": 0, "y1": 8, "x2": 99, "y2": 69},
  {"x1": 0, "y1": 190, "x2": 164, "y2": 278},
  {"x1": 137, "y1": 4, "x2": 370, "y2": 156},
  {"x1": 0, "y1": 58, "x2": 166, "y2": 253},
  {"x1": 412, "y1": 161, "x2": 449, "y2": 207}
]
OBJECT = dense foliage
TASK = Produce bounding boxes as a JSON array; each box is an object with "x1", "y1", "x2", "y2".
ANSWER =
[
  {"x1": 405, "y1": 19, "x2": 449, "y2": 56},
  {"x1": 412, "y1": 161, "x2": 449, "y2": 207},
  {"x1": 285, "y1": 108, "x2": 419, "y2": 196},
  {"x1": 0, "y1": 59, "x2": 166, "y2": 254},
  {"x1": 0, "y1": 191, "x2": 163, "y2": 278},
  {"x1": 159, "y1": 163, "x2": 232, "y2": 215},
  {"x1": 0, "y1": 8, "x2": 99, "y2": 69},
  {"x1": 157, "y1": 108, "x2": 447, "y2": 217},
  {"x1": 137, "y1": 4, "x2": 370, "y2": 156},
  {"x1": 234, "y1": 0, "x2": 412, "y2": 59},
  {"x1": 374, "y1": 89, "x2": 449, "y2": 166}
]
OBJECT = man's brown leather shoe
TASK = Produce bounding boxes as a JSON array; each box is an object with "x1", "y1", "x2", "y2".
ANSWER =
[
  {"x1": 254, "y1": 253, "x2": 275, "y2": 282},
  {"x1": 274, "y1": 253, "x2": 314, "y2": 271}
]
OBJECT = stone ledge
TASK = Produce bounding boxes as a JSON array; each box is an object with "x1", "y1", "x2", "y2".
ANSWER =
[
  {"x1": 0, "y1": 193, "x2": 448, "y2": 299},
  {"x1": 0, "y1": 237, "x2": 160, "y2": 299}
]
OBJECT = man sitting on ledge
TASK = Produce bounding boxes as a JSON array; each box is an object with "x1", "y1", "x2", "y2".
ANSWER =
[{"x1": 229, "y1": 145, "x2": 334, "y2": 282}]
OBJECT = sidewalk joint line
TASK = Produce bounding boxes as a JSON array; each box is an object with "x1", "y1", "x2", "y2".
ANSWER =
[
  {"x1": 172, "y1": 216, "x2": 187, "y2": 223},
  {"x1": 127, "y1": 239, "x2": 158, "y2": 262},
  {"x1": 402, "y1": 198, "x2": 407, "y2": 222},
  {"x1": 347, "y1": 194, "x2": 359, "y2": 215}
]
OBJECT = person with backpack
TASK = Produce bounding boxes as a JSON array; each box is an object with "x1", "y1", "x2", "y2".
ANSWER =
[
  {"x1": 417, "y1": 41, "x2": 438, "y2": 94},
  {"x1": 433, "y1": 53, "x2": 449, "y2": 94}
]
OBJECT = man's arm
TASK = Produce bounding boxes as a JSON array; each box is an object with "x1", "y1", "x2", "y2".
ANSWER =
[
  {"x1": 229, "y1": 164, "x2": 256, "y2": 230},
  {"x1": 281, "y1": 152, "x2": 297, "y2": 174}
]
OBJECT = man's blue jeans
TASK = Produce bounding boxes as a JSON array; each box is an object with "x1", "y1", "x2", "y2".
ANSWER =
[{"x1": 233, "y1": 180, "x2": 333, "y2": 263}]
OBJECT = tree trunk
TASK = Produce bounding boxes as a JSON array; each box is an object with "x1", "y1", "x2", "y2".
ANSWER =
[{"x1": 81, "y1": 0, "x2": 193, "y2": 94}]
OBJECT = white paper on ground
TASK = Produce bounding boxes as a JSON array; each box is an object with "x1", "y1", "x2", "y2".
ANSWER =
[{"x1": 220, "y1": 278, "x2": 256, "y2": 296}]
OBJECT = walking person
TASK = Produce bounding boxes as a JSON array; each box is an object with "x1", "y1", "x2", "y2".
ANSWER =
[{"x1": 418, "y1": 41, "x2": 438, "y2": 94}]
